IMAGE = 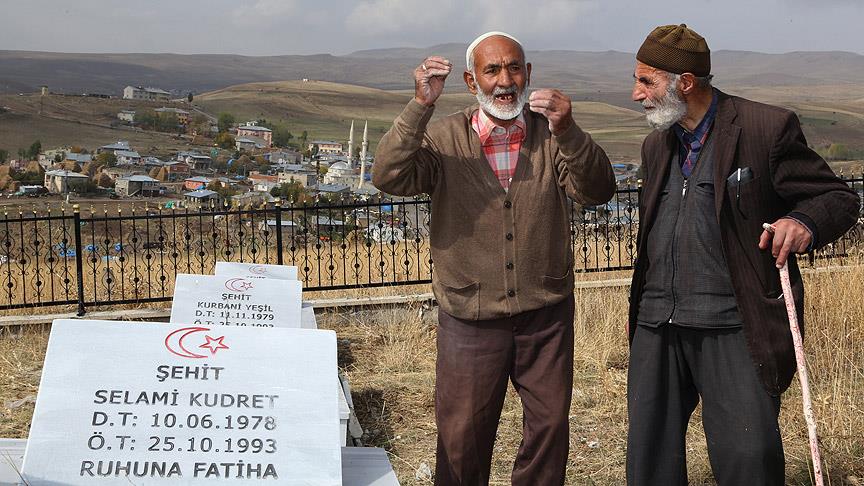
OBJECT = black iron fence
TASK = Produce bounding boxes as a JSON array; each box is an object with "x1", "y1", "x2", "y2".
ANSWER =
[{"x1": 0, "y1": 176, "x2": 861, "y2": 314}]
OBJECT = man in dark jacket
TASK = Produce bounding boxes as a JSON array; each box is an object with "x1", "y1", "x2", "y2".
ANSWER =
[{"x1": 626, "y1": 24, "x2": 859, "y2": 485}]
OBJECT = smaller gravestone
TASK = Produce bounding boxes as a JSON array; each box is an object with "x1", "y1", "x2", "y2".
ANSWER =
[
  {"x1": 21, "y1": 320, "x2": 342, "y2": 485},
  {"x1": 171, "y1": 274, "x2": 301, "y2": 328},
  {"x1": 215, "y1": 262, "x2": 298, "y2": 281},
  {"x1": 213, "y1": 262, "x2": 316, "y2": 329}
]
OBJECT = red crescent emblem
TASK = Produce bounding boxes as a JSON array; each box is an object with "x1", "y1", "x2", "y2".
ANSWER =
[{"x1": 165, "y1": 327, "x2": 215, "y2": 359}]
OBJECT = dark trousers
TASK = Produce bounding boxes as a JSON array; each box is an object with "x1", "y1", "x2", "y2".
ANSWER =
[
  {"x1": 626, "y1": 325, "x2": 785, "y2": 486},
  {"x1": 434, "y1": 294, "x2": 574, "y2": 486}
]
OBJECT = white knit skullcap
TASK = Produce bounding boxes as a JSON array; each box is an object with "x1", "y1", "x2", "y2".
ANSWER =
[{"x1": 465, "y1": 31, "x2": 523, "y2": 70}]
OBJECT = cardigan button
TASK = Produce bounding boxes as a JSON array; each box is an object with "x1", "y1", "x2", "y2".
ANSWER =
[
  {"x1": 504, "y1": 200, "x2": 512, "y2": 208},
  {"x1": 506, "y1": 262, "x2": 514, "y2": 270},
  {"x1": 507, "y1": 289, "x2": 515, "y2": 297},
  {"x1": 505, "y1": 233, "x2": 513, "y2": 241}
]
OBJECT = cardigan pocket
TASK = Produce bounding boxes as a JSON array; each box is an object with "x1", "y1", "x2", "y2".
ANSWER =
[
  {"x1": 541, "y1": 267, "x2": 574, "y2": 306},
  {"x1": 438, "y1": 280, "x2": 480, "y2": 320}
]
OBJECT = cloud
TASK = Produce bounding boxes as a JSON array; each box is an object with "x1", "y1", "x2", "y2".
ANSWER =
[
  {"x1": 345, "y1": 0, "x2": 599, "y2": 42},
  {"x1": 346, "y1": 0, "x2": 463, "y2": 36},
  {"x1": 231, "y1": 0, "x2": 300, "y2": 28}
]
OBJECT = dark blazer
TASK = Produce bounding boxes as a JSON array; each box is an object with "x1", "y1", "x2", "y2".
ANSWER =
[{"x1": 628, "y1": 90, "x2": 859, "y2": 395}]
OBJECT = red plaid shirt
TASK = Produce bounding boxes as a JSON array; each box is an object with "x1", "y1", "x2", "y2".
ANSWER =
[{"x1": 471, "y1": 108, "x2": 526, "y2": 191}]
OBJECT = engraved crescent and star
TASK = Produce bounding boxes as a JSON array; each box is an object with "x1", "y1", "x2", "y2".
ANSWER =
[{"x1": 165, "y1": 327, "x2": 230, "y2": 359}]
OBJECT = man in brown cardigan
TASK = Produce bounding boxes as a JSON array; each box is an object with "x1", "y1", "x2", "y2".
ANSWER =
[
  {"x1": 373, "y1": 32, "x2": 615, "y2": 485},
  {"x1": 627, "y1": 24, "x2": 859, "y2": 485}
]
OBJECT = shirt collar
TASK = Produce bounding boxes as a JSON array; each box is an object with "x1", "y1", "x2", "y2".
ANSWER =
[
  {"x1": 673, "y1": 88, "x2": 718, "y2": 145},
  {"x1": 472, "y1": 107, "x2": 526, "y2": 145}
]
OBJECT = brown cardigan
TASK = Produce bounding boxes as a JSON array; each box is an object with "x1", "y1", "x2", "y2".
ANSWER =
[
  {"x1": 629, "y1": 91, "x2": 860, "y2": 395},
  {"x1": 373, "y1": 100, "x2": 615, "y2": 320}
]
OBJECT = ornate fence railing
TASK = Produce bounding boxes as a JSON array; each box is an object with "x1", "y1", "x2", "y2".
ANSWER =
[{"x1": 0, "y1": 176, "x2": 861, "y2": 314}]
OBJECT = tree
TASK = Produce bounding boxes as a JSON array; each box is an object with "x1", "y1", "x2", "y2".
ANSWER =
[
  {"x1": 27, "y1": 140, "x2": 42, "y2": 160},
  {"x1": 207, "y1": 180, "x2": 237, "y2": 199},
  {"x1": 217, "y1": 113, "x2": 235, "y2": 133},
  {"x1": 0, "y1": 149, "x2": 7, "y2": 164},
  {"x1": 96, "y1": 152, "x2": 117, "y2": 167},
  {"x1": 187, "y1": 92, "x2": 194, "y2": 103},
  {"x1": 215, "y1": 132, "x2": 236, "y2": 150},
  {"x1": 270, "y1": 181, "x2": 310, "y2": 203},
  {"x1": 272, "y1": 127, "x2": 293, "y2": 147}
]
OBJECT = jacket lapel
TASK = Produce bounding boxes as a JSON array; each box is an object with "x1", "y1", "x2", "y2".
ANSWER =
[{"x1": 711, "y1": 91, "x2": 741, "y2": 219}]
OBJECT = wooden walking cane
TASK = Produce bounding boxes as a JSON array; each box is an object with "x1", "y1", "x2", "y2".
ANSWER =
[{"x1": 763, "y1": 223, "x2": 824, "y2": 486}]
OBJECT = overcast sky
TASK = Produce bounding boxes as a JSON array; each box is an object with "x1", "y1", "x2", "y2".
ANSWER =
[{"x1": 1, "y1": 0, "x2": 861, "y2": 56}]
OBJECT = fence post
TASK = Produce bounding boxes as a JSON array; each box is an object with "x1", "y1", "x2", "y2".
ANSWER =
[
  {"x1": 275, "y1": 199, "x2": 284, "y2": 265},
  {"x1": 72, "y1": 204, "x2": 86, "y2": 316}
]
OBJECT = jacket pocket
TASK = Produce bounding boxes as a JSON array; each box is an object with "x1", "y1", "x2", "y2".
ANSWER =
[
  {"x1": 541, "y1": 267, "x2": 574, "y2": 305},
  {"x1": 437, "y1": 279, "x2": 480, "y2": 320}
]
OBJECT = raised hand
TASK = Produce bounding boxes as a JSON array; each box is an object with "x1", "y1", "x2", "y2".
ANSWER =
[
  {"x1": 528, "y1": 89, "x2": 575, "y2": 136},
  {"x1": 414, "y1": 56, "x2": 452, "y2": 107}
]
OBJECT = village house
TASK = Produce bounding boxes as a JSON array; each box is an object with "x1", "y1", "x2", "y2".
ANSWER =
[
  {"x1": 235, "y1": 137, "x2": 267, "y2": 151},
  {"x1": 265, "y1": 150, "x2": 302, "y2": 165},
  {"x1": 115, "y1": 175, "x2": 161, "y2": 197},
  {"x1": 162, "y1": 161, "x2": 191, "y2": 181},
  {"x1": 248, "y1": 171, "x2": 280, "y2": 193},
  {"x1": 308, "y1": 140, "x2": 343, "y2": 155},
  {"x1": 177, "y1": 151, "x2": 212, "y2": 171},
  {"x1": 277, "y1": 165, "x2": 318, "y2": 188},
  {"x1": 236, "y1": 123, "x2": 272, "y2": 148},
  {"x1": 184, "y1": 189, "x2": 221, "y2": 206},
  {"x1": 155, "y1": 107, "x2": 190, "y2": 125},
  {"x1": 183, "y1": 176, "x2": 211, "y2": 191},
  {"x1": 44, "y1": 170, "x2": 90, "y2": 194},
  {"x1": 123, "y1": 86, "x2": 171, "y2": 102},
  {"x1": 98, "y1": 141, "x2": 132, "y2": 155},
  {"x1": 115, "y1": 150, "x2": 141, "y2": 165},
  {"x1": 312, "y1": 183, "x2": 351, "y2": 196},
  {"x1": 101, "y1": 166, "x2": 138, "y2": 180},
  {"x1": 232, "y1": 191, "x2": 275, "y2": 207},
  {"x1": 65, "y1": 152, "x2": 93, "y2": 165},
  {"x1": 117, "y1": 110, "x2": 136, "y2": 123}
]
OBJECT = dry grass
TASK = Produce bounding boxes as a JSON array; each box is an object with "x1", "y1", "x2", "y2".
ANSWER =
[{"x1": 1, "y1": 265, "x2": 862, "y2": 485}]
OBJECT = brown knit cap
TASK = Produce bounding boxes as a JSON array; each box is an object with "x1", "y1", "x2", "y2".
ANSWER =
[{"x1": 637, "y1": 24, "x2": 711, "y2": 77}]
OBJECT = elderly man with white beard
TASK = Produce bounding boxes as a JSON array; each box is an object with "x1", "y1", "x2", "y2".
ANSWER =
[
  {"x1": 626, "y1": 24, "x2": 859, "y2": 485},
  {"x1": 373, "y1": 32, "x2": 615, "y2": 485}
]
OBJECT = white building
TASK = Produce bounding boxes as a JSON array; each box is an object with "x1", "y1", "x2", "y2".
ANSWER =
[
  {"x1": 117, "y1": 110, "x2": 136, "y2": 123},
  {"x1": 115, "y1": 150, "x2": 141, "y2": 165},
  {"x1": 309, "y1": 140, "x2": 343, "y2": 155},
  {"x1": 99, "y1": 141, "x2": 132, "y2": 154},
  {"x1": 44, "y1": 170, "x2": 90, "y2": 194},
  {"x1": 123, "y1": 86, "x2": 171, "y2": 101}
]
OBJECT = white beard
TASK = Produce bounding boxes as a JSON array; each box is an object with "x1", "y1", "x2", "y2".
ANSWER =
[
  {"x1": 642, "y1": 82, "x2": 687, "y2": 130},
  {"x1": 475, "y1": 85, "x2": 529, "y2": 121}
]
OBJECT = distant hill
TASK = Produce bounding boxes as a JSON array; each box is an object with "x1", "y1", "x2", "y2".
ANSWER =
[{"x1": 2, "y1": 48, "x2": 862, "y2": 107}]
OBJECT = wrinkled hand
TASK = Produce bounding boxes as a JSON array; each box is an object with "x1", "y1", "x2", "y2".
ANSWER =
[
  {"x1": 758, "y1": 218, "x2": 812, "y2": 268},
  {"x1": 528, "y1": 89, "x2": 575, "y2": 136},
  {"x1": 414, "y1": 56, "x2": 452, "y2": 107}
]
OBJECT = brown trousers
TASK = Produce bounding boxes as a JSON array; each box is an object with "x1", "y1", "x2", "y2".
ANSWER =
[{"x1": 434, "y1": 294, "x2": 574, "y2": 486}]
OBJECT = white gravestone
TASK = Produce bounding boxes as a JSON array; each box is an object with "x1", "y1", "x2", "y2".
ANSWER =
[
  {"x1": 213, "y1": 263, "x2": 316, "y2": 330},
  {"x1": 171, "y1": 274, "x2": 302, "y2": 328},
  {"x1": 22, "y1": 320, "x2": 342, "y2": 485},
  {"x1": 214, "y1": 262, "x2": 298, "y2": 281}
]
